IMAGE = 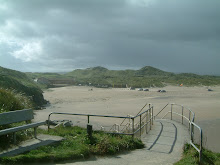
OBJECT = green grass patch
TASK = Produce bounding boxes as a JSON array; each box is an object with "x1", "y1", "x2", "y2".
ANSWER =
[
  {"x1": 175, "y1": 144, "x2": 220, "y2": 165},
  {"x1": 0, "y1": 126, "x2": 144, "y2": 164}
]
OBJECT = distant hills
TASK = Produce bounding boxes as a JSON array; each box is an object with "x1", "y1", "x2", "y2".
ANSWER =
[
  {"x1": 1, "y1": 66, "x2": 220, "y2": 106},
  {"x1": 63, "y1": 66, "x2": 220, "y2": 87},
  {"x1": 27, "y1": 66, "x2": 220, "y2": 88}
]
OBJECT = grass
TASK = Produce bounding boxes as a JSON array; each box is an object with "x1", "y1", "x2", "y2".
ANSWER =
[
  {"x1": 36, "y1": 66, "x2": 220, "y2": 88},
  {"x1": 25, "y1": 66, "x2": 220, "y2": 88},
  {"x1": 0, "y1": 126, "x2": 144, "y2": 164},
  {"x1": 175, "y1": 144, "x2": 220, "y2": 165},
  {"x1": 0, "y1": 88, "x2": 35, "y2": 151},
  {"x1": 0, "y1": 66, "x2": 46, "y2": 108},
  {"x1": 0, "y1": 123, "x2": 34, "y2": 151},
  {"x1": 0, "y1": 88, "x2": 32, "y2": 113}
]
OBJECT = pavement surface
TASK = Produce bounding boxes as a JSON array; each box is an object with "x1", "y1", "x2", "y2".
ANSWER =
[
  {"x1": 0, "y1": 134, "x2": 64, "y2": 158},
  {"x1": 0, "y1": 119, "x2": 190, "y2": 164},
  {"x1": 40, "y1": 119, "x2": 190, "y2": 165}
]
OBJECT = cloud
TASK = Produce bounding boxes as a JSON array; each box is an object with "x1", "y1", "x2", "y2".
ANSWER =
[
  {"x1": 0, "y1": 0, "x2": 219, "y2": 74},
  {"x1": 11, "y1": 41, "x2": 42, "y2": 62}
]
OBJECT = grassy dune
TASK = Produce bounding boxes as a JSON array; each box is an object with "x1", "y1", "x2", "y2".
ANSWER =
[
  {"x1": 28, "y1": 66, "x2": 220, "y2": 88},
  {"x1": 0, "y1": 66, "x2": 46, "y2": 108}
]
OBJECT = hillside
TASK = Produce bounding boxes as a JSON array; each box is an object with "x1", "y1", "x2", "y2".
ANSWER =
[
  {"x1": 0, "y1": 66, "x2": 46, "y2": 109},
  {"x1": 65, "y1": 66, "x2": 220, "y2": 88},
  {"x1": 25, "y1": 66, "x2": 220, "y2": 88}
]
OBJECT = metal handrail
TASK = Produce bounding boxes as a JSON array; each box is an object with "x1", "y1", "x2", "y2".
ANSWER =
[
  {"x1": 154, "y1": 103, "x2": 203, "y2": 162},
  {"x1": 120, "y1": 102, "x2": 148, "y2": 126},
  {"x1": 154, "y1": 103, "x2": 169, "y2": 119},
  {"x1": 190, "y1": 122, "x2": 203, "y2": 162},
  {"x1": 47, "y1": 104, "x2": 154, "y2": 138},
  {"x1": 171, "y1": 103, "x2": 195, "y2": 122}
]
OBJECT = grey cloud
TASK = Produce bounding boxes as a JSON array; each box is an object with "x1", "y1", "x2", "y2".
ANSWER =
[{"x1": 0, "y1": 0, "x2": 220, "y2": 75}]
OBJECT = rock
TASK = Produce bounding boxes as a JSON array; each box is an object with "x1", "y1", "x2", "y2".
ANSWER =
[{"x1": 63, "y1": 121, "x2": 73, "y2": 127}]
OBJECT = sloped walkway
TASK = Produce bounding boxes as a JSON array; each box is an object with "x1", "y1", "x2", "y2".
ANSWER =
[
  {"x1": 0, "y1": 134, "x2": 64, "y2": 158},
  {"x1": 64, "y1": 119, "x2": 190, "y2": 165}
]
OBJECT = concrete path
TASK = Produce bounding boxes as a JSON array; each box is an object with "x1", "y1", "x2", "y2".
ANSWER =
[
  {"x1": 0, "y1": 119, "x2": 189, "y2": 164},
  {"x1": 49, "y1": 119, "x2": 190, "y2": 165},
  {"x1": 0, "y1": 134, "x2": 64, "y2": 157}
]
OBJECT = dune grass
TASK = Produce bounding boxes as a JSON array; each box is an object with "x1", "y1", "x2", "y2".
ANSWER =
[
  {"x1": 0, "y1": 88, "x2": 32, "y2": 113},
  {"x1": 175, "y1": 144, "x2": 220, "y2": 165},
  {"x1": 0, "y1": 88, "x2": 34, "y2": 150},
  {"x1": 0, "y1": 126, "x2": 144, "y2": 164}
]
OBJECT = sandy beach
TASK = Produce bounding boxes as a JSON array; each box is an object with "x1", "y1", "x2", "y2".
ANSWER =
[{"x1": 34, "y1": 85, "x2": 220, "y2": 152}]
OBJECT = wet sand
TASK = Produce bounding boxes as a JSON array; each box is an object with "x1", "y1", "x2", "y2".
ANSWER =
[{"x1": 34, "y1": 85, "x2": 220, "y2": 152}]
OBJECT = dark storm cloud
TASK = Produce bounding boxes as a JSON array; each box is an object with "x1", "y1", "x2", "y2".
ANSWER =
[{"x1": 0, "y1": 0, "x2": 219, "y2": 74}]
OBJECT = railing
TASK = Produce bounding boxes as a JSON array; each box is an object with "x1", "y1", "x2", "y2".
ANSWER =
[
  {"x1": 47, "y1": 104, "x2": 154, "y2": 138},
  {"x1": 113, "y1": 103, "x2": 152, "y2": 135},
  {"x1": 154, "y1": 103, "x2": 203, "y2": 162}
]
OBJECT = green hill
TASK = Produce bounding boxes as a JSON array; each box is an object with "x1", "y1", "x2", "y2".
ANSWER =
[
  {"x1": 135, "y1": 66, "x2": 174, "y2": 77},
  {"x1": 24, "y1": 66, "x2": 220, "y2": 88},
  {"x1": 64, "y1": 66, "x2": 220, "y2": 87},
  {"x1": 0, "y1": 66, "x2": 46, "y2": 109}
]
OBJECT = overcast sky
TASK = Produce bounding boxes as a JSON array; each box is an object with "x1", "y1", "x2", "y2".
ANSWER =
[{"x1": 0, "y1": 0, "x2": 219, "y2": 75}]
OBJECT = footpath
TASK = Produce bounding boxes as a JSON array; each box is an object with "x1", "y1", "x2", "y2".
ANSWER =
[
  {"x1": 0, "y1": 119, "x2": 189, "y2": 165},
  {"x1": 53, "y1": 119, "x2": 190, "y2": 165},
  {"x1": 0, "y1": 134, "x2": 63, "y2": 158}
]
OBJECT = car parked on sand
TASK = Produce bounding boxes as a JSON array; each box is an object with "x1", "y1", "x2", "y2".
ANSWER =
[
  {"x1": 144, "y1": 89, "x2": 149, "y2": 91},
  {"x1": 138, "y1": 88, "x2": 143, "y2": 91},
  {"x1": 157, "y1": 89, "x2": 166, "y2": 92}
]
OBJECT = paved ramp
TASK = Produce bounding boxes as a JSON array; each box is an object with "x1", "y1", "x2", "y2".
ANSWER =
[
  {"x1": 145, "y1": 120, "x2": 178, "y2": 154},
  {"x1": 0, "y1": 134, "x2": 64, "y2": 158},
  {"x1": 60, "y1": 119, "x2": 190, "y2": 165},
  {"x1": 0, "y1": 120, "x2": 190, "y2": 164}
]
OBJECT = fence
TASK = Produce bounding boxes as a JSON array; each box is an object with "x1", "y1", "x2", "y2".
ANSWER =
[
  {"x1": 154, "y1": 103, "x2": 203, "y2": 162},
  {"x1": 47, "y1": 103, "x2": 154, "y2": 138}
]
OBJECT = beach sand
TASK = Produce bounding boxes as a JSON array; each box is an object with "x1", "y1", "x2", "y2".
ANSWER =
[{"x1": 34, "y1": 85, "x2": 220, "y2": 152}]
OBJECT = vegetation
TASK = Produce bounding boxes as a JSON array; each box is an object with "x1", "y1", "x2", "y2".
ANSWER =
[
  {"x1": 0, "y1": 88, "x2": 34, "y2": 151},
  {"x1": 25, "y1": 66, "x2": 220, "y2": 88},
  {"x1": 0, "y1": 88, "x2": 32, "y2": 113},
  {"x1": 0, "y1": 126, "x2": 144, "y2": 164},
  {"x1": 0, "y1": 121, "x2": 34, "y2": 151},
  {"x1": 0, "y1": 66, "x2": 46, "y2": 108},
  {"x1": 64, "y1": 66, "x2": 220, "y2": 87},
  {"x1": 175, "y1": 144, "x2": 220, "y2": 165}
]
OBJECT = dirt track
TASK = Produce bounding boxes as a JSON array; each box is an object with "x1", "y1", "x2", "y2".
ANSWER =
[{"x1": 34, "y1": 85, "x2": 220, "y2": 152}]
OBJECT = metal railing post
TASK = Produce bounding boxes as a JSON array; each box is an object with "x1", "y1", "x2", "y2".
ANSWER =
[
  {"x1": 200, "y1": 129, "x2": 203, "y2": 162},
  {"x1": 182, "y1": 106, "x2": 184, "y2": 124},
  {"x1": 132, "y1": 118, "x2": 134, "y2": 139},
  {"x1": 190, "y1": 122, "x2": 192, "y2": 141},
  {"x1": 171, "y1": 104, "x2": 173, "y2": 120},
  {"x1": 88, "y1": 115, "x2": 90, "y2": 124},
  {"x1": 189, "y1": 112, "x2": 191, "y2": 130},
  {"x1": 48, "y1": 113, "x2": 52, "y2": 131},
  {"x1": 140, "y1": 115, "x2": 142, "y2": 137},
  {"x1": 150, "y1": 108, "x2": 152, "y2": 130},
  {"x1": 146, "y1": 111, "x2": 148, "y2": 134},
  {"x1": 152, "y1": 106, "x2": 154, "y2": 125}
]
